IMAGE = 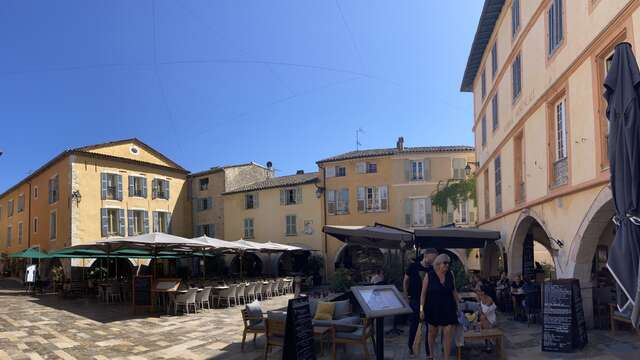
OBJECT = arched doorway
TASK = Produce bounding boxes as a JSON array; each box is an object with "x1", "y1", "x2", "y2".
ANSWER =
[
  {"x1": 277, "y1": 251, "x2": 311, "y2": 276},
  {"x1": 509, "y1": 213, "x2": 556, "y2": 282},
  {"x1": 230, "y1": 253, "x2": 263, "y2": 277},
  {"x1": 481, "y1": 241, "x2": 506, "y2": 279},
  {"x1": 334, "y1": 244, "x2": 384, "y2": 283}
]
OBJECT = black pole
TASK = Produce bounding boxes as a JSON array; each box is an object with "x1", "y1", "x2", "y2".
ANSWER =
[{"x1": 375, "y1": 317, "x2": 384, "y2": 360}]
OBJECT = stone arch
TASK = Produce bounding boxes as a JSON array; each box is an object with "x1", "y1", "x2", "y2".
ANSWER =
[
  {"x1": 481, "y1": 241, "x2": 504, "y2": 278},
  {"x1": 508, "y1": 209, "x2": 556, "y2": 278}
]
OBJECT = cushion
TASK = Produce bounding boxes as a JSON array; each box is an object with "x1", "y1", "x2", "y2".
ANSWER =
[
  {"x1": 246, "y1": 300, "x2": 263, "y2": 326},
  {"x1": 335, "y1": 327, "x2": 364, "y2": 340},
  {"x1": 334, "y1": 300, "x2": 351, "y2": 319},
  {"x1": 314, "y1": 301, "x2": 335, "y2": 321},
  {"x1": 248, "y1": 320, "x2": 265, "y2": 331},
  {"x1": 308, "y1": 298, "x2": 318, "y2": 316}
]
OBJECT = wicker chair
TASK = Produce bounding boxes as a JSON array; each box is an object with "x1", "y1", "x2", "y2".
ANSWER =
[
  {"x1": 245, "y1": 283, "x2": 257, "y2": 303},
  {"x1": 255, "y1": 282, "x2": 264, "y2": 301},
  {"x1": 236, "y1": 283, "x2": 247, "y2": 305},
  {"x1": 196, "y1": 286, "x2": 212, "y2": 310},
  {"x1": 174, "y1": 288, "x2": 198, "y2": 315},
  {"x1": 264, "y1": 281, "x2": 274, "y2": 299},
  {"x1": 217, "y1": 284, "x2": 237, "y2": 307}
]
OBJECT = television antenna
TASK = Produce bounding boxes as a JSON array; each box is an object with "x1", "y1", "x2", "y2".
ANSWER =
[{"x1": 356, "y1": 128, "x2": 365, "y2": 150}]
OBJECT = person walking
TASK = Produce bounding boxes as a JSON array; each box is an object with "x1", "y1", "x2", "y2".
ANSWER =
[
  {"x1": 404, "y1": 248, "x2": 437, "y2": 358},
  {"x1": 420, "y1": 253, "x2": 460, "y2": 360}
]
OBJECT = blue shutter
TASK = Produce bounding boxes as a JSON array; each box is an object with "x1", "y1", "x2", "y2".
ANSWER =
[
  {"x1": 167, "y1": 212, "x2": 172, "y2": 234},
  {"x1": 100, "y1": 173, "x2": 108, "y2": 200},
  {"x1": 152, "y1": 179, "x2": 157, "y2": 199},
  {"x1": 118, "y1": 208, "x2": 125, "y2": 236},
  {"x1": 142, "y1": 178, "x2": 148, "y2": 198},
  {"x1": 128, "y1": 176, "x2": 134, "y2": 197},
  {"x1": 153, "y1": 211, "x2": 159, "y2": 232},
  {"x1": 296, "y1": 187, "x2": 302, "y2": 204},
  {"x1": 143, "y1": 211, "x2": 149, "y2": 234},
  {"x1": 165, "y1": 180, "x2": 170, "y2": 199},
  {"x1": 127, "y1": 210, "x2": 134, "y2": 236},
  {"x1": 116, "y1": 175, "x2": 123, "y2": 200},
  {"x1": 197, "y1": 198, "x2": 203, "y2": 212},
  {"x1": 280, "y1": 190, "x2": 285, "y2": 205},
  {"x1": 101, "y1": 208, "x2": 108, "y2": 237},
  {"x1": 208, "y1": 197, "x2": 213, "y2": 209}
]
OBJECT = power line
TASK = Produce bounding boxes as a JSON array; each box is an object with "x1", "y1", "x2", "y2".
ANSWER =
[{"x1": 335, "y1": 0, "x2": 367, "y2": 72}]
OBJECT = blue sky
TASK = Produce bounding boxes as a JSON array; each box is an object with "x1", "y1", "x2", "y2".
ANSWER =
[{"x1": 0, "y1": 0, "x2": 483, "y2": 190}]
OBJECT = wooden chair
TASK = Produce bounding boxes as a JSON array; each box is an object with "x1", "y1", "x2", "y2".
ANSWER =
[
  {"x1": 241, "y1": 308, "x2": 265, "y2": 351},
  {"x1": 332, "y1": 317, "x2": 374, "y2": 360},
  {"x1": 609, "y1": 303, "x2": 640, "y2": 335},
  {"x1": 264, "y1": 318, "x2": 286, "y2": 359}
]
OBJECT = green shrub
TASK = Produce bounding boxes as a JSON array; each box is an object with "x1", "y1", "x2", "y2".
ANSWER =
[{"x1": 331, "y1": 268, "x2": 354, "y2": 292}]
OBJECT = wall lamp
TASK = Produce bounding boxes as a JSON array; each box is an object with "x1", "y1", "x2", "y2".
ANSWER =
[
  {"x1": 465, "y1": 161, "x2": 480, "y2": 176},
  {"x1": 71, "y1": 190, "x2": 82, "y2": 205},
  {"x1": 315, "y1": 185, "x2": 325, "y2": 199}
]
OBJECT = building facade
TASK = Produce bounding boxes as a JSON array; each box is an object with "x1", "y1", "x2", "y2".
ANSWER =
[
  {"x1": 223, "y1": 172, "x2": 322, "y2": 275},
  {"x1": 317, "y1": 138, "x2": 476, "y2": 275},
  {"x1": 189, "y1": 163, "x2": 273, "y2": 239},
  {"x1": 0, "y1": 139, "x2": 190, "y2": 275},
  {"x1": 461, "y1": 0, "x2": 639, "y2": 326}
]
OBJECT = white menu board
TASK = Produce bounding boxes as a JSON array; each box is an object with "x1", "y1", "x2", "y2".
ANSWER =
[{"x1": 351, "y1": 285, "x2": 413, "y2": 318}]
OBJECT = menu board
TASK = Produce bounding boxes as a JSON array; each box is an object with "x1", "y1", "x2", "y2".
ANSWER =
[
  {"x1": 522, "y1": 234, "x2": 535, "y2": 279},
  {"x1": 283, "y1": 297, "x2": 315, "y2": 360},
  {"x1": 132, "y1": 276, "x2": 153, "y2": 312},
  {"x1": 351, "y1": 285, "x2": 413, "y2": 319},
  {"x1": 359, "y1": 288, "x2": 403, "y2": 312},
  {"x1": 542, "y1": 279, "x2": 588, "y2": 352}
]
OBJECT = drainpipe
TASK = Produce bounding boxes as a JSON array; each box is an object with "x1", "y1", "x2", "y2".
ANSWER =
[
  {"x1": 27, "y1": 181, "x2": 32, "y2": 249},
  {"x1": 321, "y1": 167, "x2": 328, "y2": 282}
]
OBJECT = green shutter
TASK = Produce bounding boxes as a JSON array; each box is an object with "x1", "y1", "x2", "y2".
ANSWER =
[
  {"x1": 153, "y1": 211, "x2": 159, "y2": 232},
  {"x1": 152, "y1": 179, "x2": 157, "y2": 199},
  {"x1": 116, "y1": 175, "x2": 123, "y2": 201},
  {"x1": 118, "y1": 209, "x2": 125, "y2": 236},
  {"x1": 128, "y1": 176, "x2": 134, "y2": 197},
  {"x1": 296, "y1": 187, "x2": 303, "y2": 204},
  {"x1": 143, "y1": 211, "x2": 149, "y2": 234},
  {"x1": 142, "y1": 177, "x2": 147, "y2": 198}
]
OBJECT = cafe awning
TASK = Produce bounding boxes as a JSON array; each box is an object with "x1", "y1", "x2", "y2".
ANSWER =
[
  {"x1": 9, "y1": 247, "x2": 49, "y2": 259},
  {"x1": 323, "y1": 223, "x2": 414, "y2": 249},
  {"x1": 414, "y1": 227, "x2": 500, "y2": 249}
]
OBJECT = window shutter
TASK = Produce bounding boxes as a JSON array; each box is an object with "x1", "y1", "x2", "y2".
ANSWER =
[
  {"x1": 153, "y1": 211, "x2": 159, "y2": 232},
  {"x1": 426, "y1": 198, "x2": 433, "y2": 225},
  {"x1": 165, "y1": 181, "x2": 170, "y2": 199},
  {"x1": 208, "y1": 197, "x2": 213, "y2": 209},
  {"x1": 118, "y1": 208, "x2": 125, "y2": 236},
  {"x1": 167, "y1": 212, "x2": 172, "y2": 234},
  {"x1": 357, "y1": 187, "x2": 365, "y2": 212},
  {"x1": 128, "y1": 176, "x2": 134, "y2": 197},
  {"x1": 424, "y1": 159, "x2": 432, "y2": 181},
  {"x1": 341, "y1": 188, "x2": 349, "y2": 212},
  {"x1": 127, "y1": 210, "x2": 134, "y2": 235},
  {"x1": 100, "y1": 173, "x2": 108, "y2": 200},
  {"x1": 142, "y1": 178, "x2": 147, "y2": 198},
  {"x1": 116, "y1": 175, "x2": 123, "y2": 201},
  {"x1": 280, "y1": 190, "x2": 285, "y2": 205},
  {"x1": 379, "y1": 186, "x2": 388, "y2": 210},
  {"x1": 404, "y1": 199, "x2": 412, "y2": 226},
  {"x1": 327, "y1": 190, "x2": 336, "y2": 215},
  {"x1": 404, "y1": 160, "x2": 412, "y2": 181},
  {"x1": 356, "y1": 162, "x2": 366, "y2": 174},
  {"x1": 152, "y1": 179, "x2": 157, "y2": 199},
  {"x1": 254, "y1": 193, "x2": 259, "y2": 208},
  {"x1": 296, "y1": 187, "x2": 303, "y2": 204},
  {"x1": 325, "y1": 166, "x2": 335, "y2": 178},
  {"x1": 143, "y1": 211, "x2": 149, "y2": 234},
  {"x1": 101, "y1": 208, "x2": 108, "y2": 237}
]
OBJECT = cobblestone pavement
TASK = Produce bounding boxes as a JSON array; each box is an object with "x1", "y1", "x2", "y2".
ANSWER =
[{"x1": 1, "y1": 279, "x2": 639, "y2": 359}]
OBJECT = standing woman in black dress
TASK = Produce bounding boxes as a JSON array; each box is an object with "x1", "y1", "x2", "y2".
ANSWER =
[{"x1": 419, "y1": 254, "x2": 460, "y2": 360}]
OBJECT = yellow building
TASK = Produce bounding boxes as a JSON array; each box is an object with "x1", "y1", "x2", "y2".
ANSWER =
[
  {"x1": 223, "y1": 171, "x2": 322, "y2": 276},
  {"x1": 461, "y1": 0, "x2": 639, "y2": 326},
  {"x1": 0, "y1": 139, "x2": 190, "y2": 276},
  {"x1": 317, "y1": 137, "x2": 476, "y2": 275}
]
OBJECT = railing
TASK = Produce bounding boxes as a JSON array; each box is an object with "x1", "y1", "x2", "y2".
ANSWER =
[{"x1": 552, "y1": 158, "x2": 568, "y2": 187}]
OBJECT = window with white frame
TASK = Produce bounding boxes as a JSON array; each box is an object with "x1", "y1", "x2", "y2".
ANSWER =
[
  {"x1": 410, "y1": 198, "x2": 432, "y2": 227},
  {"x1": 153, "y1": 211, "x2": 171, "y2": 233},
  {"x1": 281, "y1": 188, "x2": 301, "y2": 205},
  {"x1": 245, "y1": 193, "x2": 258, "y2": 209},
  {"x1": 128, "y1": 210, "x2": 148, "y2": 236},
  {"x1": 336, "y1": 166, "x2": 346, "y2": 177},
  {"x1": 103, "y1": 173, "x2": 119, "y2": 200},
  {"x1": 411, "y1": 161, "x2": 424, "y2": 181},
  {"x1": 101, "y1": 208, "x2": 123, "y2": 237},
  {"x1": 196, "y1": 224, "x2": 215, "y2": 237},
  {"x1": 49, "y1": 175, "x2": 59, "y2": 204},
  {"x1": 356, "y1": 162, "x2": 377, "y2": 174},
  {"x1": 128, "y1": 176, "x2": 147, "y2": 198},
  {"x1": 453, "y1": 158, "x2": 467, "y2": 179},
  {"x1": 152, "y1": 179, "x2": 170, "y2": 200},
  {"x1": 337, "y1": 188, "x2": 349, "y2": 214},
  {"x1": 286, "y1": 215, "x2": 297, "y2": 236},
  {"x1": 244, "y1": 218, "x2": 254, "y2": 239},
  {"x1": 555, "y1": 99, "x2": 568, "y2": 161},
  {"x1": 359, "y1": 185, "x2": 388, "y2": 212},
  {"x1": 366, "y1": 163, "x2": 377, "y2": 173},
  {"x1": 49, "y1": 210, "x2": 57, "y2": 240},
  {"x1": 458, "y1": 200, "x2": 469, "y2": 224}
]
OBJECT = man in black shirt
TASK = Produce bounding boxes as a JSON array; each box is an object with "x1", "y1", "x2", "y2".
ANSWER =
[{"x1": 404, "y1": 248, "x2": 437, "y2": 357}]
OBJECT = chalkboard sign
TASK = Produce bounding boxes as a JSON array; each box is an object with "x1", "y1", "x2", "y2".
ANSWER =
[
  {"x1": 283, "y1": 296, "x2": 315, "y2": 360},
  {"x1": 132, "y1": 276, "x2": 153, "y2": 313},
  {"x1": 522, "y1": 233, "x2": 535, "y2": 279},
  {"x1": 542, "y1": 279, "x2": 588, "y2": 352}
]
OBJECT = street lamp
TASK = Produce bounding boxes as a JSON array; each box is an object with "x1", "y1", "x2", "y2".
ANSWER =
[{"x1": 465, "y1": 161, "x2": 480, "y2": 176}]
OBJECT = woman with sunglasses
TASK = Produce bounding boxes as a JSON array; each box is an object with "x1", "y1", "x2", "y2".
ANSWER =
[{"x1": 419, "y1": 253, "x2": 460, "y2": 360}]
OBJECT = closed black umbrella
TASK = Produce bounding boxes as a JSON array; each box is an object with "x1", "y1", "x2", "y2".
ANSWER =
[{"x1": 604, "y1": 42, "x2": 640, "y2": 327}]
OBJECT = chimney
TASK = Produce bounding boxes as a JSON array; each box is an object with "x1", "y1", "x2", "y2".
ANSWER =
[
  {"x1": 396, "y1": 136, "x2": 405, "y2": 151},
  {"x1": 296, "y1": 170, "x2": 305, "y2": 175}
]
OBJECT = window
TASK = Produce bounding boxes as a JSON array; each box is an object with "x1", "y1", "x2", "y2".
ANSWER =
[
  {"x1": 128, "y1": 176, "x2": 147, "y2": 198},
  {"x1": 491, "y1": 43, "x2": 498, "y2": 78},
  {"x1": 356, "y1": 162, "x2": 377, "y2": 174},
  {"x1": 492, "y1": 94, "x2": 499, "y2": 131},
  {"x1": 153, "y1": 211, "x2": 171, "y2": 233},
  {"x1": 49, "y1": 210, "x2": 57, "y2": 240},
  {"x1": 336, "y1": 166, "x2": 346, "y2": 177},
  {"x1": 337, "y1": 188, "x2": 349, "y2": 214},
  {"x1": 453, "y1": 158, "x2": 466, "y2": 179},
  {"x1": 550, "y1": 97, "x2": 569, "y2": 187},
  {"x1": 411, "y1": 161, "x2": 424, "y2": 181},
  {"x1": 127, "y1": 210, "x2": 149, "y2": 236},
  {"x1": 481, "y1": 69, "x2": 486, "y2": 99},
  {"x1": 101, "y1": 208, "x2": 124, "y2": 237},
  {"x1": 483, "y1": 170, "x2": 490, "y2": 219},
  {"x1": 548, "y1": 0, "x2": 564, "y2": 57},
  {"x1": 280, "y1": 188, "x2": 301, "y2": 206},
  {"x1": 327, "y1": 190, "x2": 336, "y2": 215},
  {"x1": 33, "y1": 217, "x2": 38, "y2": 234},
  {"x1": 152, "y1": 179, "x2": 170, "y2": 200},
  {"x1": 245, "y1": 193, "x2": 258, "y2": 209},
  {"x1": 481, "y1": 115, "x2": 487, "y2": 148},
  {"x1": 514, "y1": 132, "x2": 526, "y2": 204},
  {"x1": 597, "y1": 49, "x2": 615, "y2": 168},
  {"x1": 48, "y1": 175, "x2": 60, "y2": 204},
  {"x1": 458, "y1": 200, "x2": 468, "y2": 224},
  {"x1": 33, "y1": 186, "x2": 38, "y2": 199},
  {"x1": 17, "y1": 194, "x2": 24, "y2": 213},
  {"x1": 512, "y1": 53, "x2": 522, "y2": 101},
  {"x1": 358, "y1": 186, "x2": 388, "y2": 212},
  {"x1": 197, "y1": 197, "x2": 213, "y2": 211},
  {"x1": 447, "y1": 200, "x2": 455, "y2": 224},
  {"x1": 286, "y1": 215, "x2": 297, "y2": 236},
  {"x1": 512, "y1": 0, "x2": 520, "y2": 38},
  {"x1": 7, "y1": 225, "x2": 12, "y2": 247},
  {"x1": 197, "y1": 224, "x2": 215, "y2": 237},
  {"x1": 199, "y1": 178, "x2": 209, "y2": 191},
  {"x1": 101, "y1": 173, "x2": 122, "y2": 201},
  {"x1": 406, "y1": 198, "x2": 432, "y2": 227},
  {"x1": 18, "y1": 222, "x2": 23, "y2": 244},
  {"x1": 244, "y1": 218, "x2": 254, "y2": 239},
  {"x1": 366, "y1": 163, "x2": 377, "y2": 173},
  {"x1": 8, "y1": 199, "x2": 14, "y2": 217},
  {"x1": 495, "y1": 156, "x2": 502, "y2": 214}
]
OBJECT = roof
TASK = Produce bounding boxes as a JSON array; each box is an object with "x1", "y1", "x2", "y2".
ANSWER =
[
  {"x1": 189, "y1": 162, "x2": 270, "y2": 178},
  {"x1": 75, "y1": 138, "x2": 186, "y2": 171},
  {"x1": 316, "y1": 145, "x2": 475, "y2": 164},
  {"x1": 460, "y1": 0, "x2": 506, "y2": 92},
  {"x1": 223, "y1": 172, "x2": 319, "y2": 194},
  {"x1": 0, "y1": 139, "x2": 188, "y2": 199}
]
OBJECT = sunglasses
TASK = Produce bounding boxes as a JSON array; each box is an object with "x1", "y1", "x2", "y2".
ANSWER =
[{"x1": 442, "y1": 262, "x2": 451, "y2": 266}]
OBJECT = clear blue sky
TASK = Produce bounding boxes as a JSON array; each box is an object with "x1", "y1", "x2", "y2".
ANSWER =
[{"x1": 0, "y1": 0, "x2": 483, "y2": 191}]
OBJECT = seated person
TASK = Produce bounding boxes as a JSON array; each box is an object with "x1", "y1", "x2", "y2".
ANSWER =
[
  {"x1": 510, "y1": 274, "x2": 524, "y2": 292},
  {"x1": 370, "y1": 269, "x2": 385, "y2": 285},
  {"x1": 477, "y1": 285, "x2": 497, "y2": 353}
]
